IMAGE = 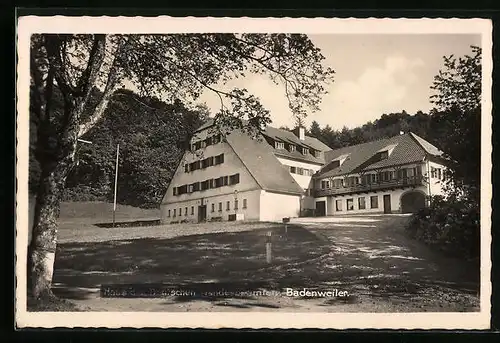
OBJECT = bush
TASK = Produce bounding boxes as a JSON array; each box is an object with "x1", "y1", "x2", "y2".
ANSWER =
[{"x1": 405, "y1": 195, "x2": 479, "y2": 259}]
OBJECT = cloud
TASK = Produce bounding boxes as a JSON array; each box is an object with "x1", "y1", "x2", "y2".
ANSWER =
[
  {"x1": 310, "y1": 55, "x2": 426, "y2": 129},
  {"x1": 198, "y1": 54, "x2": 427, "y2": 130}
]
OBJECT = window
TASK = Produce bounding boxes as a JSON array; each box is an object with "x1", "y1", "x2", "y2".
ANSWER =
[
  {"x1": 301, "y1": 147, "x2": 308, "y2": 155},
  {"x1": 275, "y1": 141, "x2": 285, "y2": 149},
  {"x1": 431, "y1": 167, "x2": 437, "y2": 178},
  {"x1": 358, "y1": 197, "x2": 366, "y2": 210},
  {"x1": 184, "y1": 164, "x2": 189, "y2": 173},
  {"x1": 226, "y1": 201, "x2": 230, "y2": 211},
  {"x1": 321, "y1": 180, "x2": 331, "y2": 189},
  {"x1": 229, "y1": 173, "x2": 240, "y2": 185},
  {"x1": 335, "y1": 199, "x2": 342, "y2": 211},
  {"x1": 297, "y1": 167, "x2": 304, "y2": 175},
  {"x1": 243, "y1": 199, "x2": 247, "y2": 209},
  {"x1": 177, "y1": 184, "x2": 188, "y2": 195},
  {"x1": 234, "y1": 199, "x2": 239, "y2": 210},
  {"x1": 201, "y1": 180, "x2": 210, "y2": 191},
  {"x1": 437, "y1": 168, "x2": 442, "y2": 180},
  {"x1": 192, "y1": 182, "x2": 200, "y2": 192},
  {"x1": 215, "y1": 153, "x2": 224, "y2": 165},
  {"x1": 211, "y1": 203, "x2": 215, "y2": 212},
  {"x1": 188, "y1": 184, "x2": 194, "y2": 193},
  {"x1": 218, "y1": 202, "x2": 222, "y2": 212},
  {"x1": 173, "y1": 187, "x2": 177, "y2": 196},
  {"x1": 347, "y1": 198, "x2": 354, "y2": 211},
  {"x1": 379, "y1": 150, "x2": 389, "y2": 160},
  {"x1": 168, "y1": 209, "x2": 171, "y2": 217},
  {"x1": 290, "y1": 166, "x2": 296, "y2": 174},
  {"x1": 179, "y1": 208, "x2": 182, "y2": 216},
  {"x1": 214, "y1": 177, "x2": 224, "y2": 188},
  {"x1": 185, "y1": 207, "x2": 188, "y2": 216},
  {"x1": 370, "y1": 196, "x2": 378, "y2": 209},
  {"x1": 289, "y1": 144, "x2": 296, "y2": 152},
  {"x1": 173, "y1": 209, "x2": 176, "y2": 217},
  {"x1": 371, "y1": 174, "x2": 377, "y2": 183},
  {"x1": 223, "y1": 176, "x2": 229, "y2": 186},
  {"x1": 191, "y1": 206, "x2": 194, "y2": 215}
]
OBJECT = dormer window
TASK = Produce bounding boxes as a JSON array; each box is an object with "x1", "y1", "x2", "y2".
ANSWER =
[
  {"x1": 275, "y1": 141, "x2": 285, "y2": 149},
  {"x1": 376, "y1": 144, "x2": 398, "y2": 160},
  {"x1": 301, "y1": 147, "x2": 308, "y2": 155},
  {"x1": 289, "y1": 144, "x2": 296, "y2": 152}
]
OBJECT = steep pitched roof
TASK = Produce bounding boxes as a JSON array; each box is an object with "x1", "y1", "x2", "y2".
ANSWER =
[
  {"x1": 261, "y1": 126, "x2": 329, "y2": 164},
  {"x1": 194, "y1": 119, "x2": 331, "y2": 165},
  {"x1": 317, "y1": 132, "x2": 443, "y2": 178},
  {"x1": 226, "y1": 130, "x2": 304, "y2": 195}
]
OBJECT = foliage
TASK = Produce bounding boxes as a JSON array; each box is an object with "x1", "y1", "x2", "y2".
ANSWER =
[
  {"x1": 405, "y1": 45, "x2": 482, "y2": 260},
  {"x1": 60, "y1": 90, "x2": 208, "y2": 208},
  {"x1": 308, "y1": 110, "x2": 434, "y2": 150},
  {"x1": 429, "y1": 45, "x2": 482, "y2": 203},
  {"x1": 430, "y1": 46, "x2": 481, "y2": 114},
  {"x1": 405, "y1": 195, "x2": 479, "y2": 259}
]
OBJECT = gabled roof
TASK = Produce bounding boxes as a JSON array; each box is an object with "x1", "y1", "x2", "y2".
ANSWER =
[
  {"x1": 261, "y1": 126, "x2": 330, "y2": 164},
  {"x1": 194, "y1": 118, "x2": 331, "y2": 165},
  {"x1": 225, "y1": 130, "x2": 304, "y2": 196},
  {"x1": 317, "y1": 132, "x2": 443, "y2": 179}
]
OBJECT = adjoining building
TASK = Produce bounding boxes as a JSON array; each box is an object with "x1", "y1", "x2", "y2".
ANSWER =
[
  {"x1": 160, "y1": 120, "x2": 448, "y2": 223},
  {"x1": 313, "y1": 132, "x2": 447, "y2": 216},
  {"x1": 160, "y1": 120, "x2": 331, "y2": 223}
]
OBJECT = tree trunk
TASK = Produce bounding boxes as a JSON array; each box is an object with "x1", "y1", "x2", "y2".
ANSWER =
[{"x1": 28, "y1": 132, "x2": 78, "y2": 300}]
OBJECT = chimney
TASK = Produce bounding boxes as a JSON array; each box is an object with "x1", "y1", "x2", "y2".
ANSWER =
[{"x1": 297, "y1": 126, "x2": 305, "y2": 140}]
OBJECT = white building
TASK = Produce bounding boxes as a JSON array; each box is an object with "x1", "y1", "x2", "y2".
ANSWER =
[
  {"x1": 313, "y1": 132, "x2": 448, "y2": 216},
  {"x1": 161, "y1": 120, "x2": 448, "y2": 223},
  {"x1": 160, "y1": 120, "x2": 330, "y2": 223}
]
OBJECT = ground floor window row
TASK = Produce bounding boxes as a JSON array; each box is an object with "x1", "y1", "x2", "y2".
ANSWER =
[
  {"x1": 172, "y1": 173, "x2": 240, "y2": 195},
  {"x1": 334, "y1": 195, "x2": 379, "y2": 211},
  {"x1": 166, "y1": 198, "x2": 248, "y2": 218}
]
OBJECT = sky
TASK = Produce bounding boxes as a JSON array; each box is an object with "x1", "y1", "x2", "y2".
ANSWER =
[{"x1": 197, "y1": 34, "x2": 481, "y2": 130}]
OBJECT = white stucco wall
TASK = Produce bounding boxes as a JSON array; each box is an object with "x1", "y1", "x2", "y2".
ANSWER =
[
  {"x1": 276, "y1": 157, "x2": 321, "y2": 189},
  {"x1": 425, "y1": 160, "x2": 448, "y2": 197},
  {"x1": 259, "y1": 190, "x2": 301, "y2": 221},
  {"x1": 325, "y1": 185, "x2": 428, "y2": 216},
  {"x1": 161, "y1": 189, "x2": 261, "y2": 223}
]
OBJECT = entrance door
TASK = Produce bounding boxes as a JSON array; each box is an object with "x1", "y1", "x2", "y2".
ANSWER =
[
  {"x1": 383, "y1": 194, "x2": 391, "y2": 214},
  {"x1": 198, "y1": 205, "x2": 207, "y2": 222},
  {"x1": 315, "y1": 201, "x2": 326, "y2": 217}
]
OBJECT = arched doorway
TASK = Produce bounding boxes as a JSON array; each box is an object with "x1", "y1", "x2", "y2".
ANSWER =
[{"x1": 400, "y1": 190, "x2": 426, "y2": 213}]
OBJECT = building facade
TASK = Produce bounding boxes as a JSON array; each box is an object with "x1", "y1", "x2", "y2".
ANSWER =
[
  {"x1": 161, "y1": 121, "x2": 447, "y2": 223},
  {"x1": 313, "y1": 132, "x2": 448, "y2": 216},
  {"x1": 160, "y1": 120, "x2": 330, "y2": 223}
]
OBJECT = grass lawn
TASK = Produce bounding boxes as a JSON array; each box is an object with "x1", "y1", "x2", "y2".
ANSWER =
[{"x1": 27, "y1": 200, "x2": 480, "y2": 313}]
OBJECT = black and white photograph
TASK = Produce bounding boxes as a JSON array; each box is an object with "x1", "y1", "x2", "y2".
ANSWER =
[{"x1": 16, "y1": 16, "x2": 492, "y2": 329}]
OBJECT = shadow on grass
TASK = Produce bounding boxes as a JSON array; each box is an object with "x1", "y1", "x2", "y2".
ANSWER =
[
  {"x1": 50, "y1": 216, "x2": 480, "y2": 311},
  {"x1": 52, "y1": 225, "x2": 330, "y2": 305}
]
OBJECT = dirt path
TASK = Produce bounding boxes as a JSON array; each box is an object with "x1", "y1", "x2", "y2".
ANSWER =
[{"x1": 51, "y1": 215, "x2": 479, "y2": 312}]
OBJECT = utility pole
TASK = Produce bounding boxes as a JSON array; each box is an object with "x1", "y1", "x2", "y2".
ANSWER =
[{"x1": 113, "y1": 143, "x2": 120, "y2": 228}]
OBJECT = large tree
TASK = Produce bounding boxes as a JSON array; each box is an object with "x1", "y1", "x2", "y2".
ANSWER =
[
  {"x1": 28, "y1": 33, "x2": 335, "y2": 300},
  {"x1": 429, "y1": 45, "x2": 481, "y2": 202}
]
